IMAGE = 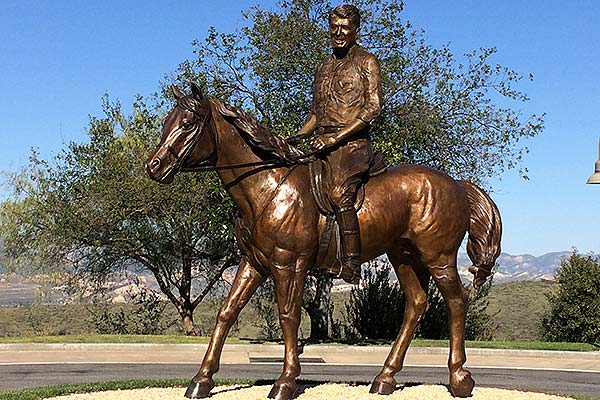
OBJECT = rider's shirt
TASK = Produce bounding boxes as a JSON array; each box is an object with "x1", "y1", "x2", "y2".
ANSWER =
[{"x1": 311, "y1": 44, "x2": 382, "y2": 129}]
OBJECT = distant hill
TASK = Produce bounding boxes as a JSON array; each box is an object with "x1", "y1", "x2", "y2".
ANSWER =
[
  {"x1": 457, "y1": 251, "x2": 570, "y2": 284},
  {"x1": 0, "y1": 251, "x2": 572, "y2": 306}
]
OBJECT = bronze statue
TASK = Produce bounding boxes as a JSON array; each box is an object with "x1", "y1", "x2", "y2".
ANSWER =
[
  {"x1": 289, "y1": 5, "x2": 382, "y2": 284},
  {"x1": 146, "y1": 83, "x2": 502, "y2": 399}
]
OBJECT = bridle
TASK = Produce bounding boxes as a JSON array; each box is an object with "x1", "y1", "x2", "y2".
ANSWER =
[
  {"x1": 166, "y1": 98, "x2": 291, "y2": 174},
  {"x1": 167, "y1": 97, "x2": 319, "y2": 174},
  {"x1": 160, "y1": 95, "x2": 322, "y2": 241},
  {"x1": 167, "y1": 100, "x2": 213, "y2": 174}
]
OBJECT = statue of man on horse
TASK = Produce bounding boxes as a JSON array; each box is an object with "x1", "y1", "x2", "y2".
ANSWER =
[
  {"x1": 145, "y1": 4, "x2": 502, "y2": 400},
  {"x1": 288, "y1": 4, "x2": 382, "y2": 284}
]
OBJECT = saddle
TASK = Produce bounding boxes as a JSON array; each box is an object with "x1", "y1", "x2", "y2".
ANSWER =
[{"x1": 309, "y1": 152, "x2": 387, "y2": 276}]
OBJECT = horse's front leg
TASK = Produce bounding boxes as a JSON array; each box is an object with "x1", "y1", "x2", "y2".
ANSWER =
[
  {"x1": 267, "y1": 264, "x2": 308, "y2": 400},
  {"x1": 185, "y1": 257, "x2": 266, "y2": 399}
]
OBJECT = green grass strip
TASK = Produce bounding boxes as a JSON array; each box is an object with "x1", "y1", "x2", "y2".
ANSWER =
[
  {"x1": 420, "y1": 339, "x2": 598, "y2": 352},
  {"x1": 0, "y1": 335, "x2": 597, "y2": 351},
  {"x1": 0, "y1": 335, "x2": 244, "y2": 344},
  {"x1": 0, "y1": 379, "x2": 254, "y2": 400}
]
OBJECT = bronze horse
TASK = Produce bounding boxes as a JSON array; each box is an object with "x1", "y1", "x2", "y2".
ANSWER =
[{"x1": 146, "y1": 84, "x2": 502, "y2": 400}]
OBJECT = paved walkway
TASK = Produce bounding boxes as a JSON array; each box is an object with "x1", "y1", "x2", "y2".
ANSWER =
[{"x1": 1, "y1": 343, "x2": 599, "y2": 373}]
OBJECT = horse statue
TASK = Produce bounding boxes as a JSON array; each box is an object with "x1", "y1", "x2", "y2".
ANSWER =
[{"x1": 146, "y1": 83, "x2": 502, "y2": 400}]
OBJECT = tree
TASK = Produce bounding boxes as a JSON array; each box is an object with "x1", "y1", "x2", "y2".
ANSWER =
[
  {"x1": 302, "y1": 270, "x2": 334, "y2": 340},
  {"x1": 0, "y1": 97, "x2": 237, "y2": 335},
  {"x1": 542, "y1": 251, "x2": 600, "y2": 345},
  {"x1": 167, "y1": 0, "x2": 543, "y2": 337},
  {"x1": 172, "y1": 0, "x2": 543, "y2": 183}
]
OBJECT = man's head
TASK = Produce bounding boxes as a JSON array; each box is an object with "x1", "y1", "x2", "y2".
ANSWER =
[{"x1": 328, "y1": 4, "x2": 360, "y2": 50}]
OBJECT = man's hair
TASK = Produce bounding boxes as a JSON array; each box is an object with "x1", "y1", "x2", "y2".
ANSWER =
[{"x1": 329, "y1": 4, "x2": 361, "y2": 30}]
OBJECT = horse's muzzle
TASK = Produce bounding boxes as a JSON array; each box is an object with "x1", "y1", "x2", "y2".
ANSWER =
[{"x1": 145, "y1": 156, "x2": 175, "y2": 184}]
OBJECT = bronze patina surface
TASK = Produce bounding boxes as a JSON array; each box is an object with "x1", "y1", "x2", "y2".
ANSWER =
[
  {"x1": 146, "y1": 83, "x2": 502, "y2": 400},
  {"x1": 289, "y1": 5, "x2": 382, "y2": 284}
]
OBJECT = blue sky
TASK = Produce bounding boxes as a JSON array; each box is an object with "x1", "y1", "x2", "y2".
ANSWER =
[{"x1": 1, "y1": 1, "x2": 599, "y2": 256}]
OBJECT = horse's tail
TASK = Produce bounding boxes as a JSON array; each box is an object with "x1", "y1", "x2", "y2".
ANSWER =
[{"x1": 458, "y1": 180, "x2": 502, "y2": 288}]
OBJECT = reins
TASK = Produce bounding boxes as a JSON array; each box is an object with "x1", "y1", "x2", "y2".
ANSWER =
[
  {"x1": 174, "y1": 99, "x2": 319, "y2": 174},
  {"x1": 163, "y1": 96, "x2": 325, "y2": 250}
]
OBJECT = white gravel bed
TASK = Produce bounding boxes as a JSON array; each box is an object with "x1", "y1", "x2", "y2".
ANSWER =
[{"x1": 45, "y1": 383, "x2": 575, "y2": 400}]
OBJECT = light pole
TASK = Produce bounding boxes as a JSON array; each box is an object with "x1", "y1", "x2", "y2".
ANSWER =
[{"x1": 587, "y1": 138, "x2": 600, "y2": 184}]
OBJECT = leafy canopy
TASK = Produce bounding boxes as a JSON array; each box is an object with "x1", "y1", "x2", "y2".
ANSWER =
[
  {"x1": 0, "y1": 96, "x2": 237, "y2": 335},
  {"x1": 169, "y1": 0, "x2": 544, "y2": 184}
]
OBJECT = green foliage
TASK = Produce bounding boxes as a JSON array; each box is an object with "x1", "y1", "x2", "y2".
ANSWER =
[
  {"x1": 174, "y1": 0, "x2": 544, "y2": 183},
  {"x1": 0, "y1": 96, "x2": 237, "y2": 335},
  {"x1": 250, "y1": 278, "x2": 282, "y2": 340},
  {"x1": 89, "y1": 288, "x2": 171, "y2": 335},
  {"x1": 302, "y1": 272, "x2": 334, "y2": 340},
  {"x1": 542, "y1": 251, "x2": 600, "y2": 345},
  {"x1": 344, "y1": 263, "x2": 404, "y2": 340},
  {"x1": 342, "y1": 261, "x2": 494, "y2": 341}
]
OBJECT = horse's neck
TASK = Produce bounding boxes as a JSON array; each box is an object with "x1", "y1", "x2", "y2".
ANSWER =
[{"x1": 211, "y1": 106, "x2": 286, "y2": 220}]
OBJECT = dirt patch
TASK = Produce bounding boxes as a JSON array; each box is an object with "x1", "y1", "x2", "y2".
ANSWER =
[{"x1": 45, "y1": 383, "x2": 574, "y2": 400}]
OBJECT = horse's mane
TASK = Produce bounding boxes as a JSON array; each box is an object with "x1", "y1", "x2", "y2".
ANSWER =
[{"x1": 212, "y1": 99, "x2": 308, "y2": 164}]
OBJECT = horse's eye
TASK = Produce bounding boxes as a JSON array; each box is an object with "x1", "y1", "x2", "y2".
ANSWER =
[{"x1": 182, "y1": 118, "x2": 193, "y2": 128}]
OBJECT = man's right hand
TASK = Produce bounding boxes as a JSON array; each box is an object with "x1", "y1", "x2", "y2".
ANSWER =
[{"x1": 287, "y1": 134, "x2": 307, "y2": 146}]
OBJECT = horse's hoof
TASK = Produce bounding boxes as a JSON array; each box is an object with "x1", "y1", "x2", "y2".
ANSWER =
[
  {"x1": 267, "y1": 381, "x2": 298, "y2": 400},
  {"x1": 449, "y1": 369, "x2": 475, "y2": 398},
  {"x1": 184, "y1": 378, "x2": 214, "y2": 398},
  {"x1": 369, "y1": 379, "x2": 396, "y2": 395}
]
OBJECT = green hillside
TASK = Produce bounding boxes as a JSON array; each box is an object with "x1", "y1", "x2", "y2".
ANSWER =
[{"x1": 486, "y1": 280, "x2": 556, "y2": 341}]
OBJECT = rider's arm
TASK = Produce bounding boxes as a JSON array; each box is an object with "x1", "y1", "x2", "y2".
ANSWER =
[
  {"x1": 329, "y1": 118, "x2": 368, "y2": 143},
  {"x1": 357, "y1": 54, "x2": 382, "y2": 125},
  {"x1": 298, "y1": 113, "x2": 318, "y2": 137},
  {"x1": 288, "y1": 113, "x2": 317, "y2": 145},
  {"x1": 323, "y1": 54, "x2": 382, "y2": 146}
]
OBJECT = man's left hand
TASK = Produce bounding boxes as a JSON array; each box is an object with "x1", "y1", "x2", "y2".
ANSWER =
[{"x1": 311, "y1": 134, "x2": 338, "y2": 152}]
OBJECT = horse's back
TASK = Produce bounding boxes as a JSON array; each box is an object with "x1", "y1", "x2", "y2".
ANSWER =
[{"x1": 360, "y1": 164, "x2": 470, "y2": 261}]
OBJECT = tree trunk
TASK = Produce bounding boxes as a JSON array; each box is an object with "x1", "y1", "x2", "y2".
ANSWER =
[
  {"x1": 180, "y1": 308, "x2": 198, "y2": 336},
  {"x1": 303, "y1": 273, "x2": 333, "y2": 340}
]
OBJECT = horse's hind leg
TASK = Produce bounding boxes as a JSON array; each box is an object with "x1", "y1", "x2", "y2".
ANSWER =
[
  {"x1": 371, "y1": 250, "x2": 430, "y2": 395},
  {"x1": 427, "y1": 253, "x2": 474, "y2": 397},
  {"x1": 185, "y1": 257, "x2": 266, "y2": 399}
]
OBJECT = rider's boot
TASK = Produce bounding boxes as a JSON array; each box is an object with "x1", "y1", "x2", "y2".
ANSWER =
[{"x1": 336, "y1": 207, "x2": 362, "y2": 284}]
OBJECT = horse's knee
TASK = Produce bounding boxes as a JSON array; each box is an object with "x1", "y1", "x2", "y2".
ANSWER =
[
  {"x1": 217, "y1": 303, "x2": 240, "y2": 325},
  {"x1": 413, "y1": 294, "x2": 428, "y2": 317}
]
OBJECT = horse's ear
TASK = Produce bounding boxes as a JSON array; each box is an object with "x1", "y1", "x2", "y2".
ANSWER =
[
  {"x1": 172, "y1": 85, "x2": 184, "y2": 100},
  {"x1": 190, "y1": 82, "x2": 204, "y2": 100}
]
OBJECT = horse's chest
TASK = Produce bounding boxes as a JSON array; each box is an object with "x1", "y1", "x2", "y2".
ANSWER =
[{"x1": 234, "y1": 214, "x2": 314, "y2": 273}]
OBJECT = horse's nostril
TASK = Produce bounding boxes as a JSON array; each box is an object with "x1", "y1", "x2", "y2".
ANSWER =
[{"x1": 151, "y1": 158, "x2": 160, "y2": 170}]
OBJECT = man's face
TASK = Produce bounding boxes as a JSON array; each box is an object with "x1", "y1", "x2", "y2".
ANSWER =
[{"x1": 330, "y1": 15, "x2": 357, "y2": 50}]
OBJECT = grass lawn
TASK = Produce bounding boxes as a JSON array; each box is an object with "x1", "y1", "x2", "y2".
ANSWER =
[
  {"x1": 0, "y1": 379, "x2": 249, "y2": 400},
  {"x1": 0, "y1": 334, "x2": 597, "y2": 352}
]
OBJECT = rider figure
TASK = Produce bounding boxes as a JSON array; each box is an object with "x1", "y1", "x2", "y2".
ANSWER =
[{"x1": 290, "y1": 4, "x2": 382, "y2": 284}]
